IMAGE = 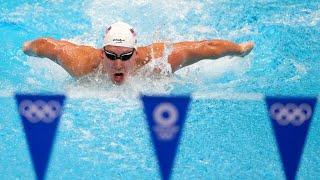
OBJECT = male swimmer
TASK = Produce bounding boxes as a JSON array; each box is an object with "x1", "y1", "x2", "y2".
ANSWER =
[{"x1": 23, "y1": 21, "x2": 254, "y2": 85}]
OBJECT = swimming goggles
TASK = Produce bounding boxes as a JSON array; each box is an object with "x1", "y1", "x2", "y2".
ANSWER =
[{"x1": 103, "y1": 47, "x2": 135, "y2": 61}]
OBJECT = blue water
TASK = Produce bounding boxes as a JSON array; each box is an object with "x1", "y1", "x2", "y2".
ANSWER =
[{"x1": 0, "y1": 0, "x2": 319, "y2": 179}]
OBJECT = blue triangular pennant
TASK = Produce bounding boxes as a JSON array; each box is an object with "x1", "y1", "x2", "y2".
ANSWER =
[
  {"x1": 15, "y1": 94, "x2": 66, "y2": 180},
  {"x1": 141, "y1": 95, "x2": 191, "y2": 180},
  {"x1": 265, "y1": 96, "x2": 317, "y2": 180}
]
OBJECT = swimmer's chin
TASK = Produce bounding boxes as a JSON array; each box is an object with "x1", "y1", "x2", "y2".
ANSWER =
[
  {"x1": 110, "y1": 76, "x2": 126, "y2": 85},
  {"x1": 110, "y1": 78, "x2": 124, "y2": 85},
  {"x1": 112, "y1": 80, "x2": 125, "y2": 85}
]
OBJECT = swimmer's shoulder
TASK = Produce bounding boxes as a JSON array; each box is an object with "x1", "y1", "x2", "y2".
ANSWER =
[
  {"x1": 136, "y1": 43, "x2": 165, "y2": 68},
  {"x1": 56, "y1": 42, "x2": 102, "y2": 77}
]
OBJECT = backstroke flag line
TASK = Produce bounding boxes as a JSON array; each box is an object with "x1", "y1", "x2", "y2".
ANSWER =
[
  {"x1": 265, "y1": 96, "x2": 317, "y2": 180},
  {"x1": 141, "y1": 95, "x2": 191, "y2": 180},
  {"x1": 15, "y1": 94, "x2": 66, "y2": 180}
]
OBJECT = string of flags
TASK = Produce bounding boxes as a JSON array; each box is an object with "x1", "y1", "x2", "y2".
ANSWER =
[{"x1": 15, "y1": 93, "x2": 317, "y2": 180}]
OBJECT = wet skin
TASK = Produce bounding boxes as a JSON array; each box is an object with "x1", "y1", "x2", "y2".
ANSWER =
[{"x1": 23, "y1": 38, "x2": 254, "y2": 85}]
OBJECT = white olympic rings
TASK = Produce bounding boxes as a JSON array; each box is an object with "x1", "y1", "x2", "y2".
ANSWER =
[
  {"x1": 19, "y1": 100, "x2": 62, "y2": 123},
  {"x1": 269, "y1": 103, "x2": 312, "y2": 126},
  {"x1": 153, "y1": 103, "x2": 179, "y2": 127}
]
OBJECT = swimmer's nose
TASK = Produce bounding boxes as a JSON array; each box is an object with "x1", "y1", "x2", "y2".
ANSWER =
[{"x1": 114, "y1": 59, "x2": 123, "y2": 70}]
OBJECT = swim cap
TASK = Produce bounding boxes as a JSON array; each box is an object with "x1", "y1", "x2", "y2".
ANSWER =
[{"x1": 104, "y1": 21, "x2": 137, "y2": 48}]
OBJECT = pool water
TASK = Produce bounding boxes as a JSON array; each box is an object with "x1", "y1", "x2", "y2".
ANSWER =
[{"x1": 0, "y1": 0, "x2": 319, "y2": 179}]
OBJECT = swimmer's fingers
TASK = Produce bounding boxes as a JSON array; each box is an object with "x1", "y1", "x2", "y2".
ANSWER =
[
  {"x1": 239, "y1": 42, "x2": 254, "y2": 57},
  {"x1": 23, "y1": 41, "x2": 30, "y2": 52},
  {"x1": 23, "y1": 41, "x2": 36, "y2": 56}
]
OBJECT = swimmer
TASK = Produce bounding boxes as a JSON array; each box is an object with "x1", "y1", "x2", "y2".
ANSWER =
[{"x1": 23, "y1": 21, "x2": 254, "y2": 85}]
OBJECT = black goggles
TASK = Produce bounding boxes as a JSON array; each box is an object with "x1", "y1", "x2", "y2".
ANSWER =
[{"x1": 103, "y1": 47, "x2": 135, "y2": 61}]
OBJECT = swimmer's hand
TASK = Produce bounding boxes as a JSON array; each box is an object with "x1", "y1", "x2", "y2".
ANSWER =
[
  {"x1": 23, "y1": 41, "x2": 37, "y2": 56},
  {"x1": 239, "y1": 42, "x2": 254, "y2": 57}
]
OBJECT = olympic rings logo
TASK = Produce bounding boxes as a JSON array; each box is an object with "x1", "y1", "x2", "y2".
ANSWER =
[
  {"x1": 19, "y1": 100, "x2": 62, "y2": 123},
  {"x1": 153, "y1": 103, "x2": 179, "y2": 127},
  {"x1": 152, "y1": 102, "x2": 180, "y2": 141},
  {"x1": 269, "y1": 102, "x2": 313, "y2": 126}
]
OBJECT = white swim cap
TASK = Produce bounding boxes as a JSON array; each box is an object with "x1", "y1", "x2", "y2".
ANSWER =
[{"x1": 104, "y1": 21, "x2": 137, "y2": 48}]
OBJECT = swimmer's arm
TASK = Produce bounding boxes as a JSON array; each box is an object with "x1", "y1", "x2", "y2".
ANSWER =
[
  {"x1": 23, "y1": 38, "x2": 102, "y2": 77},
  {"x1": 140, "y1": 40, "x2": 254, "y2": 72},
  {"x1": 173, "y1": 40, "x2": 254, "y2": 71}
]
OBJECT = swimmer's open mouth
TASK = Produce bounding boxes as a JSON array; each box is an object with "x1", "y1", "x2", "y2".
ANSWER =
[
  {"x1": 114, "y1": 73, "x2": 124, "y2": 77},
  {"x1": 113, "y1": 73, "x2": 125, "y2": 84}
]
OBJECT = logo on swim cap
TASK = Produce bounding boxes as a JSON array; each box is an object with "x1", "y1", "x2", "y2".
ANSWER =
[
  {"x1": 113, "y1": 38, "x2": 126, "y2": 44},
  {"x1": 104, "y1": 21, "x2": 137, "y2": 48}
]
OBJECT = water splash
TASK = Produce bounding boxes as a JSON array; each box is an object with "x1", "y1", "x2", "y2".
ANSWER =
[
  {"x1": 262, "y1": 6, "x2": 320, "y2": 27},
  {"x1": 3, "y1": 0, "x2": 254, "y2": 99}
]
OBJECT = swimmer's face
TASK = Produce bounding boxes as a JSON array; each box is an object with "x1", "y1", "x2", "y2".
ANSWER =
[{"x1": 102, "y1": 45, "x2": 137, "y2": 85}]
